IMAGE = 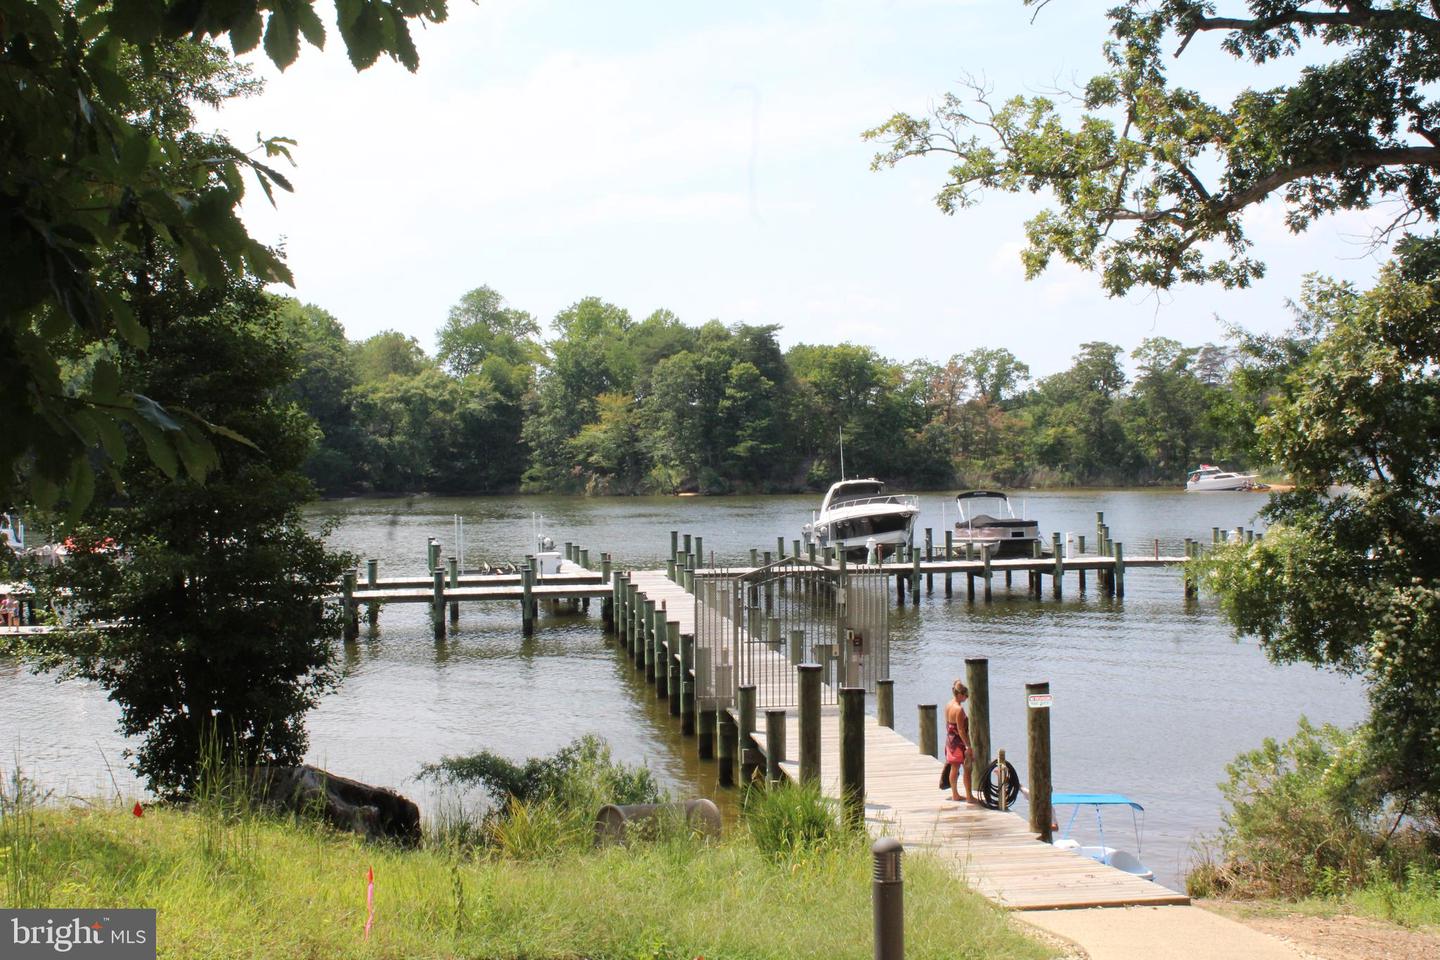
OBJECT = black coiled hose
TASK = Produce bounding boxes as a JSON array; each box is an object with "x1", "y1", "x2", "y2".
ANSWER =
[{"x1": 980, "y1": 757, "x2": 1021, "y2": 810}]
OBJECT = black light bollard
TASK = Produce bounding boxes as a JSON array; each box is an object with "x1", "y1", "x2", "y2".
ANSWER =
[{"x1": 872, "y1": 838, "x2": 904, "y2": 960}]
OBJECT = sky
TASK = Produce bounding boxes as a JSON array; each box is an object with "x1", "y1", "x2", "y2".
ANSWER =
[{"x1": 210, "y1": 0, "x2": 1400, "y2": 378}]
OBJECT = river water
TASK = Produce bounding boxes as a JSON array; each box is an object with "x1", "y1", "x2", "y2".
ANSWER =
[{"x1": 1, "y1": 490, "x2": 1366, "y2": 889}]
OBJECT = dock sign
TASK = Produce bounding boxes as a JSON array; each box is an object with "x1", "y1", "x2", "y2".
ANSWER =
[{"x1": 1026, "y1": 693, "x2": 1053, "y2": 709}]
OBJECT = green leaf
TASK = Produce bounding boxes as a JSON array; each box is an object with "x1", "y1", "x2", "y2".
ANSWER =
[
  {"x1": 232, "y1": 11, "x2": 263, "y2": 54},
  {"x1": 105, "y1": 292, "x2": 149, "y2": 349},
  {"x1": 174, "y1": 425, "x2": 218, "y2": 481},
  {"x1": 95, "y1": 410, "x2": 129, "y2": 463},
  {"x1": 264, "y1": 6, "x2": 299, "y2": 69},
  {"x1": 91, "y1": 358, "x2": 122, "y2": 401},
  {"x1": 132, "y1": 418, "x2": 179, "y2": 479},
  {"x1": 109, "y1": 0, "x2": 164, "y2": 42},
  {"x1": 294, "y1": 3, "x2": 326, "y2": 47},
  {"x1": 118, "y1": 131, "x2": 156, "y2": 180},
  {"x1": 66, "y1": 457, "x2": 97, "y2": 516}
]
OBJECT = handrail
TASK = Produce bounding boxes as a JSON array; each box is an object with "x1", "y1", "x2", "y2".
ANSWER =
[{"x1": 824, "y1": 495, "x2": 920, "y2": 512}]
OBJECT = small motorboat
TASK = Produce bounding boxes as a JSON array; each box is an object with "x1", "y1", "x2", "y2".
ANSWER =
[
  {"x1": 803, "y1": 478, "x2": 919, "y2": 561},
  {"x1": 953, "y1": 491, "x2": 1044, "y2": 558},
  {"x1": 0, "y1": 513, "x2": 25, "y2": 552},
  {"x1": 1185, "y1": 464, "x2": 1259, "y2": 491},
  {"x1": 1051, "y1": 792, "x2": 1154, "y2": 881}
]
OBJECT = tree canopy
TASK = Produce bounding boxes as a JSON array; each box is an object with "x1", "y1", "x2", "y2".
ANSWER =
[
  {"x1": 864, "y1": 0, "x2": 1440, "y2": 295},
  {"x1": 2, "y1": 0, "x2": 447, "y2": 510}
]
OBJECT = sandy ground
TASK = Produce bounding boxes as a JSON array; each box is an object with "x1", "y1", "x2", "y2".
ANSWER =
[
  {"x1": 1021, "y1": 905, "x2": 1310, "y2": 960},
  {"x1": 1018, "y1": 902, "x2": 1440, "y2": 960},
  {"x1": 1201, "y1": 901, "x2": 1440, "y2": 960}
]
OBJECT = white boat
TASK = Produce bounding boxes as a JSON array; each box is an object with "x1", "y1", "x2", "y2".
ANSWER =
[
  {"x1": 1186, "y1": 464, "x2": 1259, "y2": 491},
  {"x1": 802, "y1": 479, "x2": 919, "y2": 561},
  {"x1": 0, "y1": 513, "x2": 25, "y2": 552},
  {"x1": 1051, "y1": 792, "x2": 1155, "y2": 881},
  {"x1": 953, "y1": 490, "x2": 1044, "y2": 558}
]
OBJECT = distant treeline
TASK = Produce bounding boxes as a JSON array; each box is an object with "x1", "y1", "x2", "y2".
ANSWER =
[{"x1": 275, "y1": 287, "x2": 1269, "y2": 497}]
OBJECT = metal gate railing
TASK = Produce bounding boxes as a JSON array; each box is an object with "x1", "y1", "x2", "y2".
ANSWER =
[{"x1": 694, "y1": 558, "x2": 889, "y2": 709}]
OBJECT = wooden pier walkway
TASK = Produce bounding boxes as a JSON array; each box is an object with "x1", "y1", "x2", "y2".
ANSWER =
[{"x1": 622, "y1": 569, "x2": 1190, "y2": 911}]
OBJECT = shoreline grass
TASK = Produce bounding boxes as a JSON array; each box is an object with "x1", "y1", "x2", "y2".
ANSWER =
[{"x1": 2, "y1": 802, "x2": 1055, "y2": 960}]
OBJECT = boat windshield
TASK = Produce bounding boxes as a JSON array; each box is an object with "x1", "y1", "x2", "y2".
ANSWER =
[
  {"x1": 830, "y1": 481, "x2": 885, "y2": 504},
  {"x1": 955, "y1": 493, "x2": 1016, "y2": 523}
]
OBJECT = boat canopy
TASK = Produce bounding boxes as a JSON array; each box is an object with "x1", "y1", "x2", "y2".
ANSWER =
[
  {"x1": 956, "y1": 490, "x2": 1010, "y2": 501},
  {"x1": 1051, "y1": 793, "x2": 1144, "y2": 811}
]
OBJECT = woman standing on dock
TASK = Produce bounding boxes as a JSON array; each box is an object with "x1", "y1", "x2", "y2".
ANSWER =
[{"x1": 945, "y1": 679, "x2": 976, "y2": 804}]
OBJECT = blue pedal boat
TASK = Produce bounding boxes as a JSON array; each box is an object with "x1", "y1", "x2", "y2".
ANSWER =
[{"x1": 1050, "y1": 793, "x2": 1154, "y2": 881}]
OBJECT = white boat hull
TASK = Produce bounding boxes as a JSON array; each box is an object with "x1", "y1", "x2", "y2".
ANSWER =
[{"x1": 1186, "y1": 474, "x2": 1258, "y2": 491}]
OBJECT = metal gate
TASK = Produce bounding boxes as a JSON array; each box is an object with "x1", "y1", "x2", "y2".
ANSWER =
[{"x1": 693, "y1": 557, "x2": 889, "y2": 709}]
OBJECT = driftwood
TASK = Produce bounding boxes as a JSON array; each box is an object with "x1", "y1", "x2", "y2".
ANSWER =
[{"x1": 251, "y1": 765, "x2": 421, "y2": 845}]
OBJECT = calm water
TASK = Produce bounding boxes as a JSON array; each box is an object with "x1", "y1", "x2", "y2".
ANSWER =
[{"x1": 1, "y1": 490, "x2": 1365, "y2": 889}]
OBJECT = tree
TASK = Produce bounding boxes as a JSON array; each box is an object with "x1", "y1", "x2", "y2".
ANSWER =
[
  {"x1": 864, "y1": 1, "x2": 1440, "y2": 295},
  {"x1": 1205, "y1": 237, "x2": 1440, "y2": 813},
  {"x1": 2, "y1": 0, "x2": 447, "y2": 509},
  {"x1": 436, "y1": 286, "x2": 541, "y2": 377},
  {"x1": 353, "y1": 330, "x2": 434, "y2": 382},
  {"x1": 274, "y1": 298, "x2": 366, "y2": 494},
  {"x1": 31, "y1": 277, "x2": 348, "y2": 796}
]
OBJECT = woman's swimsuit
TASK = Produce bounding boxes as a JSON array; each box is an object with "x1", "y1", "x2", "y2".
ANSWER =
[{"x1": 945, "y1": 716, "x2": 969, "y2": 765}]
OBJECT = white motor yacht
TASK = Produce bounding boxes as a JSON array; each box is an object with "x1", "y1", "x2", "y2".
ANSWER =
[
  {"x1": 802, "y1": 479, "x2": 919, "y2": 560},
  {"x1": 1185, "y1": 464, "x2": 1259, "y2": 491}
]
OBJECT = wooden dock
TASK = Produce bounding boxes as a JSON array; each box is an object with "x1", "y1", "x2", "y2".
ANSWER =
[{"x1": 621, "y1": 568, "x2": 1190, "y2": 911}]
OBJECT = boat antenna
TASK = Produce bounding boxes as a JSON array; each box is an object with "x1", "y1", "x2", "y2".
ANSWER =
[{"x1": 839, "y1": 426, "x2": 845, "y2": 480}]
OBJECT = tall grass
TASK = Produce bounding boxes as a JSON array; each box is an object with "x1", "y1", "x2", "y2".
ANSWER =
[
  {"x1": 3, "y1": 803, "x2": 1056, "y2": 959},
  {"x1": 0, "y1": 767, "x2": 49, "y2": 907}
]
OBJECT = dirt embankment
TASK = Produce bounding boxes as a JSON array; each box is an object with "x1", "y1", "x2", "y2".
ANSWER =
[{"x1": 1202, "y1": 901, "x2": 1440, "y2": 960}]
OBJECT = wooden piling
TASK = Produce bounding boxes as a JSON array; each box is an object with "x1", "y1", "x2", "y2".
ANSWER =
[
  {"x1": 681, "y1": 634, "x2": 696, "y2": 736},
  {"x1": 658, "y1": 616, "x2": 675, "y2": 697},
  {"x1": 447, "y1": 557, "x2": 459, "y2": 622},
  {"x1": 789, "y1": 628, "x2": 804, "y2": 666},
  {"x1": 911, "y1": 548, "x2": 921, "y2": 599},
  {"x1": 698, "y1": 701, "x2": 716, "y2": 760},
  {"x1": 1026, "y1": 681, "x2": 1053, "y2": 843},
  {"x1": 918, "y1": 704, "x2": 938, "y2": 758},
  {"x1": 982, "y1": 549, "x2": 993, "y2": 602},
  {"x1": 925, "y1": 528, "x2": 933, "y2": 593},
  {"x1": 717, "y1": 708, "x2": 737, "y2": 786},
  {"x1": 668, "y1": 622, "x2": 682, "y2": 716},
  {"x1": 965, "y1": 658, "x2": 991, "y2": 799},
  {"x1": 1077, "y1": 535, "x2": 1087, "y2": 591},
  {"x1": 432, "y1": 568, "x2": 446, "y2": 639},
  {"x1": 944, "y1": 530, "x2": 954, "y2": 596},
  {"x1": 427, "y1": 538, "x2": 440, "y2": 572},
  {"x1": 798, "y1": 664, "x2": 821, "y2": 784},
  {"x1": 642, "y1": 599, "x2": 657, "y2": 675},
  {"x1": 765, "y1": 709, "x2": 786, "y2": 784},
  {"x1": 341, "y1": 570, "x2": 358, "y2": 641},
  {"x1": 1113, "y1": 542, "x2": 1125, "y2": 598},
  {"x1": 364, "y1": 559, "x2": 378, "y2": 627},
  {"x1": 521, "y1": 566, "x2": 534, "y2": 636},
  {"x1": 840, "y1": 687, "x2": 865, "y2": 828},
  {"x1": 738, "y1": 685, "x2": 758, "y2": 783},
  {"x1": 876, "y1": 678, "x2": 894, "y2": 728}
]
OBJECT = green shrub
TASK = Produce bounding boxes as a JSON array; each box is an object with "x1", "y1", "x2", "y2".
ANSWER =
[
  {"x1": 1189, "y1": 718, "x2": 1438, "y2": 904},
  {"x1": 420, "y1": 735, "x2": 664, "y2": 856},
  {"x1": 743, "y1": 781, "x2": 843, "y2": 860}
]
